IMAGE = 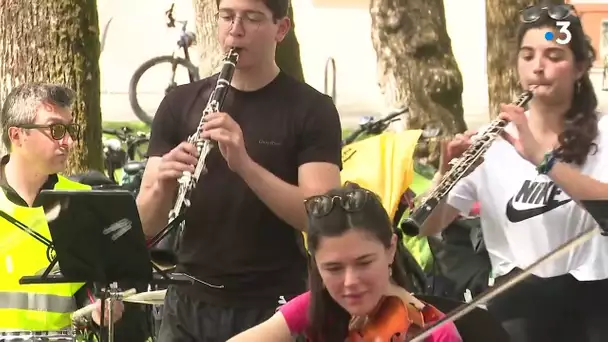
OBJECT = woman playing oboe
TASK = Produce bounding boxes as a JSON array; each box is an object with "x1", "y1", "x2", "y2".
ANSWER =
[{"x1": 419, "y1": 3, "x2": 608, "y2": 341}]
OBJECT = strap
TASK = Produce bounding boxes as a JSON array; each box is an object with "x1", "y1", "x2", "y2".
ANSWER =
[{"x1": 536, "y1": 150, "x2": 557, "y2": 174}]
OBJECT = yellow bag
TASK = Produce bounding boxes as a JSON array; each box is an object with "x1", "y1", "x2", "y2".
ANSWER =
[
  {"x1": 302, "y1": 129, "x2": 423, "y2": 249},
  {"x1": 340, "y1": 130, "x2": 423, "y2": 218}
]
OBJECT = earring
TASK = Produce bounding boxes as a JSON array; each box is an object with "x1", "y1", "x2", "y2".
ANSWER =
[
  {"x1": 576, "y1": 80, "x2": 582, "y2": 94},
  {"x1": 388, "y1": 264, "x2": 393, "y2": 277}
]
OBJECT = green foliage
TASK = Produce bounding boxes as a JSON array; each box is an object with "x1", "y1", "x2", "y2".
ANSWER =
[{"x1": 103, "y1": 121, "x2": 150, "y2": 134}]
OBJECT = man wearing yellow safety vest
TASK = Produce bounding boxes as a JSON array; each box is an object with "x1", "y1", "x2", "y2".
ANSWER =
[{"x1": 0, "y1": 83, "x2": 125, "y2": 338}]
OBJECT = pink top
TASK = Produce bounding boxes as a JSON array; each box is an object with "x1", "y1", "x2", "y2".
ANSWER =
[{"x1": 279, "y1": 292, "x2": 462, "y2": 342}]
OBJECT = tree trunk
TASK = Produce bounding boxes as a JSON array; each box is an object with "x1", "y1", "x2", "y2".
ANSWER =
[
  {"x1": 193, "y1": 0, "x2": 223, "y2": 77},
  {"x1": 0, "y1": 0, "x2": 103, "y2": 175},
  {"x1": 370, "y1": 0, "x2": 467, "y2": 165},
  {"x1": 486, "y1": 0, "x2": 564, "y2": 118},
  {"x1": 275, "y1": 5, "x2": 305, "y2": 82}
]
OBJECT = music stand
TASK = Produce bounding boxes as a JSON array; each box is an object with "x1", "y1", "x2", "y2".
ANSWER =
[{"x1": 17, "y1": 189, "x2": 191, "y2": 342}]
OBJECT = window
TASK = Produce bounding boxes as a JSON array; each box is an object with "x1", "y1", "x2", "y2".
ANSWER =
[{"x1": 601, "y1": 21, "x2": 608, "y2": 62}]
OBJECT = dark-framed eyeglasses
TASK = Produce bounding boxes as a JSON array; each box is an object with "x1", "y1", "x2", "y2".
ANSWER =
[
  {"x1": 304, "y1": 189, "x2": 375, "y2": 218},
  {"x1": 215, "y1": 10, "x2": 269, "y2": 31},
  {"x1": 17, "y1": 123, "x2": 80, "y2": 141},
  {"x1": 520, "y1": 4, "x2": 576, "y2": 23}
]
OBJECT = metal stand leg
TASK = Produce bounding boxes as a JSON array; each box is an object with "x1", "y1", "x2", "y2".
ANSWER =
[{"x1": 107, "y1": 282, "x2": 118, "y2": 342}]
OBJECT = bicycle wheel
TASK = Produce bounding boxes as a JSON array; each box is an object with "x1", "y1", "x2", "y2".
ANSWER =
[{"x1": 129, "y1": 55, "x2": 200, "y2": 125}]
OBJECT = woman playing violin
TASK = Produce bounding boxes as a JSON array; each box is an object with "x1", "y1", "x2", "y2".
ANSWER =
[{"x1": 228, "y1": 182, "x2": 462, "y2": 341}]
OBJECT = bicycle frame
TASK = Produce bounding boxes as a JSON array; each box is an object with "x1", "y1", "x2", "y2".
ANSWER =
[{"x1": 170, "y1": 20, "x2": 197, "y2": 83}]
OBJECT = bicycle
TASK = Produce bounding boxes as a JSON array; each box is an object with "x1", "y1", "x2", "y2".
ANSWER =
[
  {"x1": 71, "y1": 127, "x2": 149, "y2": 194},
  {"x1": 128, "y1": 2, "x2": 200, "y2": 125},
  {"x1": 102, "y1": 126, "x2": 149, "y2": 192}
]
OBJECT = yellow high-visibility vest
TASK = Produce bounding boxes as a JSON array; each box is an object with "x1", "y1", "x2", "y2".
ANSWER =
[{"x1": 0, "y1": 175, "x2": 91, "y2": 331}]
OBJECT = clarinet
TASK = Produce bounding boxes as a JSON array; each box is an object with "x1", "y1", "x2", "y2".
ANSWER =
[
  {"x1": 150, "y1": 48, "x2": 240, "y2": 265},
  {"x1": 401, "y1": 88, "x2": 535, "y2": 233}
]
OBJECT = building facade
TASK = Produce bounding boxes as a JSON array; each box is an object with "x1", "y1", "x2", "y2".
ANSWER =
[{"x1": 568, "y1": 0, "x2": 608, "y2": 68}]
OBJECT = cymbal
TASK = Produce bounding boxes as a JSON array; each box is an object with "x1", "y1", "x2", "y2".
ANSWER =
[{"x1": 123, "y1": 289, "x2": 166, "y2": 305}]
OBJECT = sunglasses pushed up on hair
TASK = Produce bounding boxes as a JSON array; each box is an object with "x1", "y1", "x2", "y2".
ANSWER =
[
  {"x1": 18, "y1": 123, "x2": 80, "y2": 141},
  {"x1": 520, "y1": 4, "x2": 576, "y2": 23},
  {"x1": 304, "y1": 189, "x2": 377, "y2": 217}
]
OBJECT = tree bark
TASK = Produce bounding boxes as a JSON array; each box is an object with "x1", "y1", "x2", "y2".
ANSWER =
[
  {"x1": 0, "y1": 0, "x2": 103, "y2": 175},
  {"x1": 486, "y1": 0, "x2": 564, "y2": 118},
  {"x1": 275, "y1": 5, "x2": 305, "y2": 82},
  {"x1": 193, "y1": 0, "x2": 223, "y2": 77},
  {"x1": 370, "y1": 0, "x2": 467, "y2": 165},
  {"x1": 369, "y1": 0, "x2": 467, "y2": 133}
]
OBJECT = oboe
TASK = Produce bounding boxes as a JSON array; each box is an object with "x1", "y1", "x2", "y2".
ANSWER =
[
  {"x1": 401, "y1": 88, "x2": 535, "y2": 233},
  {"x1": 149, "y1": 48, "x2": 240, "y2": 265}
]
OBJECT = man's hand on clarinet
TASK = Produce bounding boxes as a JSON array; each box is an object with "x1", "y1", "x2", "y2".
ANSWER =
[
  {"x1": 158, "y1": 142, "x2": 199, "y2": 183},
  {"x1": 200, "y1": 112, "x2": 251, "y2": 173},
  {"x1": 91, "y1": 299, "x2": 124, "y2": 326}
]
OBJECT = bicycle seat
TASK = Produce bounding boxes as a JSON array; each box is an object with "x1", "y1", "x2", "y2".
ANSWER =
[{"x1": 124, "y1": 160, "x2": 147, "y2": 176}]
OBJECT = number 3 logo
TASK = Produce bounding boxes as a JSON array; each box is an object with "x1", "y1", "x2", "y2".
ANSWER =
[{"x1": 556, "y1": 21, "x2": 572, "y2": 45}]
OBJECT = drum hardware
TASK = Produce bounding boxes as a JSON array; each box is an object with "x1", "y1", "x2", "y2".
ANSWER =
[{"x1": 71, "y1": 288, "x2": 137, "y2": 323}]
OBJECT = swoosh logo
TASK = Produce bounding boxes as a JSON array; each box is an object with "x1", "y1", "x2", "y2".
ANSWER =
[{"x1": 506, "y1": 198, "x2": 572, "y2": 223}]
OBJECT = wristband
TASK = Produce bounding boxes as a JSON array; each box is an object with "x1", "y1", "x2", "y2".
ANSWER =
[{"x1": 536, "y1": 151, "x2": 557, "y2": 174}]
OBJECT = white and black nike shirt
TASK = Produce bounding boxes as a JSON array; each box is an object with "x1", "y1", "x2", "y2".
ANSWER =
[{"x1": 446, "y1": 113, "x2": 608, "y2": 281}]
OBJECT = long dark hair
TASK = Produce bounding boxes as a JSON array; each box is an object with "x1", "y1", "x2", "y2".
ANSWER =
[
  {"x1": 305, "y1": 182, "x2": 412, "y2": 342},
  {"x1": 516, "y1": 4, "x2": 598, "y2": 165}
]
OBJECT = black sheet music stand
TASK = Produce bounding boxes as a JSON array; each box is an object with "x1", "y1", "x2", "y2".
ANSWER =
[{"x1": 17, "y1": 189, "x2": 191, "y2": 342}]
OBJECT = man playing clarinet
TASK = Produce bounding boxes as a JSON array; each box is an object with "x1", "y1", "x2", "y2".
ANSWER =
[{"x1": 136, "y1": 0, "x2": 343, "y2": 340}]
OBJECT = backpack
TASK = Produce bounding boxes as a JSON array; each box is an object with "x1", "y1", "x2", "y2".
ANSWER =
[{"x1": 426, "y1": 216, "x2": 492, "y2": 301}]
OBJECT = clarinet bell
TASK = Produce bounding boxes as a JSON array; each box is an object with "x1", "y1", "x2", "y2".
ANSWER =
[{"x1": 149, "y1": 229, "x2": 179, "y2": 269}]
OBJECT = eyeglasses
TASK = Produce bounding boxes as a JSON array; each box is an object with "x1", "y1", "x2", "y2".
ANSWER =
[
  {"x1": 304, "y1": 189, "x2": 375, "y2": 217},
  {"x1": 520, "y1": 4, "x2": 576, "y2": 23},
  {"x1": 216, "y1": 11, "x2": 270, "y2": 31},
  {"x1": 18, "y1": 123, "x2": 80, "y2": 140}
]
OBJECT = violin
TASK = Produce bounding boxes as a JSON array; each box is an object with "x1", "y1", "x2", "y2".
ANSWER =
[{"x1": 347, "y1": 293, "x2": 443, "y2": 341}]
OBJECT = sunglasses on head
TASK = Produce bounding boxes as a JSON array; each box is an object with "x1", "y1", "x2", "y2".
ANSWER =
[
  {"x1": 18, "y1": 123, "x2": 80, "y2": 141},
  {"x1": 304, "y1": 189, "x2": 375, "y2": 218},
  {"x1": 520, "y1": 4, "x2": 576, "y2": 23}
]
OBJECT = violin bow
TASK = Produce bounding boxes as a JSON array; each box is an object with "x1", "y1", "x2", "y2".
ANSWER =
[{"x1": 409, "y1": 200, "x2": 608, "y2": 342}]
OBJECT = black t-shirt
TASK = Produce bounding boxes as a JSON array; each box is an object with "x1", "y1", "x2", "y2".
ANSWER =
[{"x1": 147, "y1": 71, "x2": 342, "y2": 307}]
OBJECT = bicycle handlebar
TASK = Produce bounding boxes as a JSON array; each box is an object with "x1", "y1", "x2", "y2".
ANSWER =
[
  {"x1": 102, "y1": 127, "x2": 147, "y2": 142},
  {"x1": 342, "y1": 107, "x2": 409, "y2": 146},
  {"x1": 166, "y1": 3, "x2": 176, "y2": 28}
]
